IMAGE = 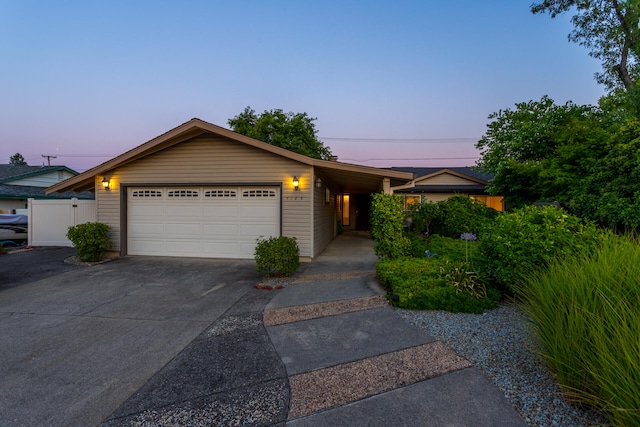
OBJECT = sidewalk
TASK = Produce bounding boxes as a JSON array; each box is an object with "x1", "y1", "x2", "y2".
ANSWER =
[{"x1": 265, "y1": 232, "x2": 525, "y2": 426}]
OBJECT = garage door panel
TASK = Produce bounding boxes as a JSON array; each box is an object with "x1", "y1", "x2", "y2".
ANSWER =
[
  {"x1": 241, "y1": 224, "x2": 279, "y2": 237},
  {"x1": 201, "y1": 241, "x2": 241, "y2": 257},
  {"x1": 128, "y1": 239, "x2": 166, "y2": 255},
  {"x1": 128, "y1": 186, "x2": 279, "y2": 259},
  {"x1": 129, "y1": 222, "x2": 164, "y2": 235},
  {"x1": 165, "y1": 205, "x2": 201, "y2": 218},
  {"x1": 201, "y1": 223, "x2": 239, "y2": 237},
  {"x1": 165, "y1": 223, "x2": 201, "y2": 237},
  {"x1": 129, "y1": 204, "x2": 165, "y2": 217},
  {"x1": 239, "y1": 206, "x2": 279, "y2": 220}
]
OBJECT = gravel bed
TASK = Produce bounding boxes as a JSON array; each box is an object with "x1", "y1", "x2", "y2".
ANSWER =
[{"x1": 395, "y1": 303, "x2": 609, "y2": 427}]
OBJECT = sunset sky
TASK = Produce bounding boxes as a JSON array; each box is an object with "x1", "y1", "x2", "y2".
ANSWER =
[{"x1": 0, "y1": 1, "x2": 605, "y2": 171}]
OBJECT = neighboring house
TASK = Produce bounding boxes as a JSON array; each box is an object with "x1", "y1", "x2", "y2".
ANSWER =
[
  {"x1": 47, "y1": 118, "x2": 413, "y2": 260},
  {"x1": 389, "y1": 167, "x2": 504, "y2": 211},
  {"x1": 0, "y1": 165, "x2": 94, "y2": 213}
]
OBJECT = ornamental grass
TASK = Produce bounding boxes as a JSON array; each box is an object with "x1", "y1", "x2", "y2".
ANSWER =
[{"x1": 520, "y1": 233, "x2": 640, "y2": 426}]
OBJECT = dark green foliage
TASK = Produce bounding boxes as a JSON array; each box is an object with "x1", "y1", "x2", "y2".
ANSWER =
[
  {"x1": 406, "y1": 201, "x2": 439, "y2": 235},
  {"x1": 9, "y1": 153, "x2": 27, "y2": 165},
  {"x1": 406, "y1": 196, "x2": 496, "y2": 238},
  {"x1": 431, "y1": 195, "x2": 497, "y2": 237},
  {"x1": 376, "y1": 257, "x2": 500, "y2": 314},
  {"x1": 478, "y1": 205, "x2": 602, "y2": 293},
  {"x1": 228, "y1": 106, "x2": 332, "y2": 160},
  {"x1": 66, "y1": 222, "x2": 111, "y2": 262},
  {"x1": 370, "y1": 193, "x2": 410, "y2": 259},
  {"x1": 409, "y1": 234, "x2": 479, "y2": 263},
  {"x1": 254, "y1": 236, "x2": 300, "y2": 277}
]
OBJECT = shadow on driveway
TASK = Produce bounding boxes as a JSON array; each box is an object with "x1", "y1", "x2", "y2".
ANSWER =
[{"x1": 0, "y1": 247, "x2": 80, "y2": 289}]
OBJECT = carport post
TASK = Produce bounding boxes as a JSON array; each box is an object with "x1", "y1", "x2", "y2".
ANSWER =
[{"x1": 383, "y1": 177, "x2": 391, "y2": 194}]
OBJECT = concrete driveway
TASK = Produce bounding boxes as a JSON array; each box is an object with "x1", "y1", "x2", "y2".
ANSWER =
[{"x1": 0, "y1": 249, "x2": 260, "y2": 426}]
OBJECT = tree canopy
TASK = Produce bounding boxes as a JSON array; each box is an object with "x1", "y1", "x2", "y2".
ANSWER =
[
  {"x1": 9, "y1": 153, "x2": 27, "y2": 165},
  {"x1": 476, "y1": 95, "x2": 640, "y2": 230},
  {"x1": 227, "y1": 107, "x2": 333, "y2": 160},
  {"x1": 531, "y1": 0, "x2": 640, "y2": 91}
]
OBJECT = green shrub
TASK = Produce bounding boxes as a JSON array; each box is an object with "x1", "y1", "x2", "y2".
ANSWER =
[
  {"x1": 254, "y1": 236, "x2": 300, "y2": 277},
  {"x1": 406, "y1": 201, "x2": 439, "y2": 235},
  {"x1": 430, "y1": 195, "x2": 497, "y2": 238},
  {"x1": 66, "y1": 222, "x2": 111, "y2": 262},
  {"x1": 376, "y1": 257, "x2": 500, "y2": 313},
  {"x1": 521, "y1": 234, "x2": 640, "y2": 425},
  {"x1": 478, "y1": 205, "x2": 602, "y2": 293},
  {"x1": 370, "y1": 193, "x2": 410, "y2": 259},
  {"x1": 408, "y1": 234, "x2": 480, "y2": 263}
]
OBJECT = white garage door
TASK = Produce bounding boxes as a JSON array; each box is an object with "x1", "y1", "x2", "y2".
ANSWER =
[{"x1": 127, "y1": 186, "x2": 280, "y2": 258}]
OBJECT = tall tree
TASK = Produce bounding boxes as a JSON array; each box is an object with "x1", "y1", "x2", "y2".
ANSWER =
[
  {"x1": 9, "y1": 153, "x2": 27, "y2": 165},
  {"x1": 228, "y1": 107, "x2": 333, "y2": 160},
  {"x1": 476, "y1": 96, "x2": 607, "y2": 208},
  {"x1": 531, "y1": 0, "x2": 640, "y2": 91}
]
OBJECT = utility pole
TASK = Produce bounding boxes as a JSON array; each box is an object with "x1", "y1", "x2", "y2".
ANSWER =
[{"x1": 41, "y1": 155, "x2": 57, "y2": 166}]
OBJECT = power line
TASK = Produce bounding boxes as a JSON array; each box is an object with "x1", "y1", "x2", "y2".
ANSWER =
[
  {"x1": 319, "y1": 137, "x2": 480, "y2": 144},
  {"x1": 342, "y1": 156, "x2": 480, "y2": 162}
]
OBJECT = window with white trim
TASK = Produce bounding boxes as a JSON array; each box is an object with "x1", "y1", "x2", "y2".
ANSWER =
[
  {"x1": 132, "y1": 189, "x2": 163, "y2": 198},
  {"x1": 167, "y1": 189, "x2": 199, "y2": 198},
  {"x1": 242, "y1": 189, "x2": 277, "y2": 198},
  {"x1": 204, "y1": 189, "x2": 237, "y2": 198}
]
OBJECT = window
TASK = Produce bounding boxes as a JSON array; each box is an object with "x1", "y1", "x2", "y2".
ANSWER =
[
  {"x1": 167, "y1": 189, "x2": 199, "y2": 198},
  {"x1": 205, "y1": 189, "x2": 237, "y2": 198},
  {"x1": 342, "y1": 194, "x2": 350, "y2": 226},
  {"x1": 132, "y1": 189, "x2": 162, "y2": 198},
  {"x1": 470, "y1": 195, "x2": 504, "y2": 211},
  {"x1": 404, "y1": 195, "x2": 421, "y2": 210},
  {"x1": 243, "y1": 189, "x2": 276, "y2": 198}
]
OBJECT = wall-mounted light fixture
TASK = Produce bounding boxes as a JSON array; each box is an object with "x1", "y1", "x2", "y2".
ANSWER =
[
  {"x1": 315, "y1": 178, "x2": 322, "y2": 188},
  {"x1": 102, "y1": 177, "x2": 111, "y2": 191},
  {"x1": 292, "y1": 176, "x2": 300, "y2": 191}
]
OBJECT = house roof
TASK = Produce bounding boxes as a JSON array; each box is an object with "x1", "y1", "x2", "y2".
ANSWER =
[
  {"x1": 47, "y1": 118, "x2": 414, "y2": 195},
  {"x1": 388, "y1": 166, "x2": 493, "y2": 182},
  {"x1": 0, "y1": 183, "x2": 94, "y2": 200},
  {"x1": 395, "y1": 184, "x2": 489, "y2": 194},
  {"x1": 0, "y1": 164, "x2": 78, "y2": 183}
]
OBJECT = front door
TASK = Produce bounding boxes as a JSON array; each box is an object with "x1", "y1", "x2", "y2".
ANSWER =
[{"x1": 354, "y1": 194, "x2": 371, "y2": 231}]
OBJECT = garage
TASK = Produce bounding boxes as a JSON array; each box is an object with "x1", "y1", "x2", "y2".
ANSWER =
[{"x1": 127, "y1": 186, "x2": 280, "y2": 259}]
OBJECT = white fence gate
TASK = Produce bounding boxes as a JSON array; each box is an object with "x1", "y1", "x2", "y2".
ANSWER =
[{"x1": 28, "y1": 198, "x2": 97, "y2": 246}]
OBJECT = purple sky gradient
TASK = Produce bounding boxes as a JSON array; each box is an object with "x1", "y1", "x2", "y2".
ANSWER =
[{"x1": 1, "y1": 1, "x2": 605, "y2": 172}]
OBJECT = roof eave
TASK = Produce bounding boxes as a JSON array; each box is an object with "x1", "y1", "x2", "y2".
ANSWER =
[{"x1": 47, "y1": 118, "x2": 320, "y2": 195}]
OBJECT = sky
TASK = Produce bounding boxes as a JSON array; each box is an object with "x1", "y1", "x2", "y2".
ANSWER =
[{"x1": 0, "y1": 0, "x2": 606, "y2": 172}]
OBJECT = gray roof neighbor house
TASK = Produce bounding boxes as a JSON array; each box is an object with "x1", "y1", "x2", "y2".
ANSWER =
[{"x1": 0, "y1": 165, "x2": 94, "y2": 212}]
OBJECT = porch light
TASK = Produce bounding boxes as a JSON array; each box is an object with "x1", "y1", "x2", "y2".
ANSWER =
[
  {"x1": 315, "y1": 178, "x2": 322, "y2": 188},
  {"x1": 293, "y1": 176, "x2": 300, "y2": 191},
  {"x1": 102, "y1": 177, "x2": 111, "y2": 191}
]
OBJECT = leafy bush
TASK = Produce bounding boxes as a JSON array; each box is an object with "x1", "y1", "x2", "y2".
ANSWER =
[
  {"x1": 521, "y1": 234, "x2": 640, "y2": 425},
  {"x1": 406, "y1": 201, "x2": 439, "y2": 235},
  {"x1": 408, "y1": 234, "x2": 479, "y2": 263},
  {"x1": 66, "y1": 222, "x2": 111, "y2": 262},
  {"x1": 376, "y1": 257, "x2": 500, "y2": 313},
  {"x1": 254, "y1": 236, "x2": 300, "y2": 277},
  {"x1": 370, "y1": 193, "x2": 410, "y2": 259},
  {"x1": 430, "y1": 195, "x2": 497, "y2": 238},
  {"x1": 478, "y1": 205, "x2": 602, "y2": 293}
]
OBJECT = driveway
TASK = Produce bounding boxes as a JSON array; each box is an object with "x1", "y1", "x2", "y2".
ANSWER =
[{"x1": 0, "y1": 249, "x2": 260, "y2": 426}]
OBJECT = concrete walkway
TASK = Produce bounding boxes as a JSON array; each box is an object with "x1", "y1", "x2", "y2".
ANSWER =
[
  {"x1": 266, "y1": 233, "x2": 524, "y2": 426},
  {"x1": 104, "y1": 232, "x2": 524, "y2": 426}
]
